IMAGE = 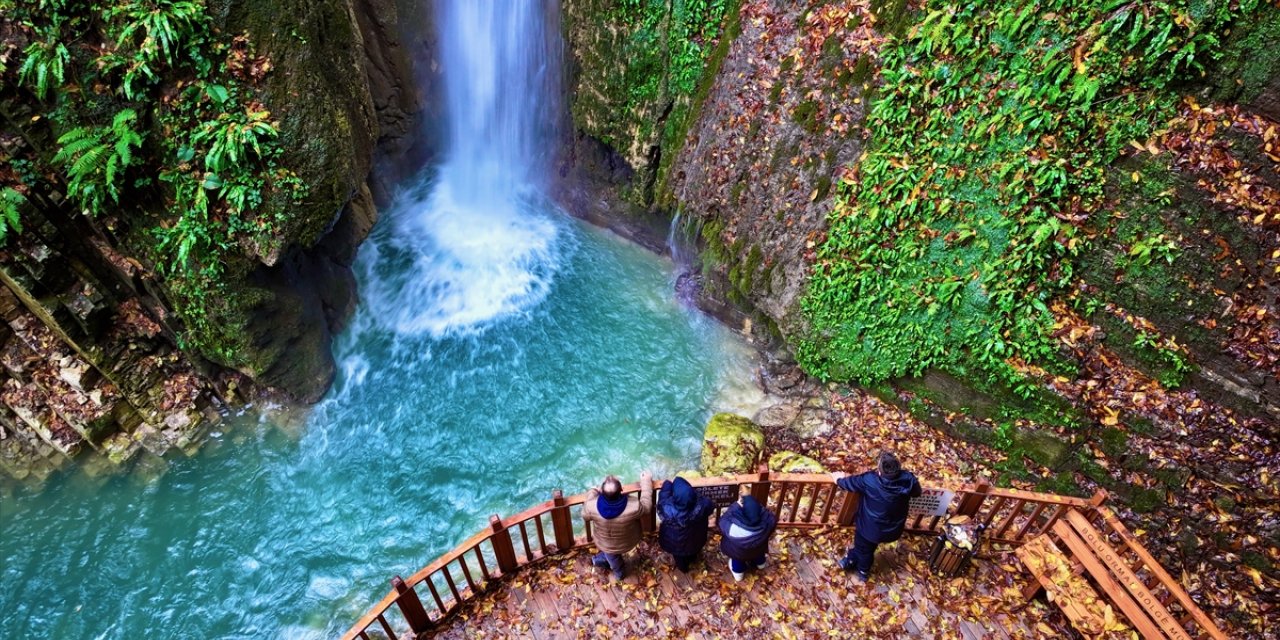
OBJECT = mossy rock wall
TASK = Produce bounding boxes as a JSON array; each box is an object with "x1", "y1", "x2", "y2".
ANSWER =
[
  {"x1": 198, "y1": 0, "x2": 417, "y2": 400},
  {"x1": 561, "y1": 0, "x2": 738, "y2": 208},
  {"x1": 0, "y1": 0, "x2": 421, "y2": 484}
]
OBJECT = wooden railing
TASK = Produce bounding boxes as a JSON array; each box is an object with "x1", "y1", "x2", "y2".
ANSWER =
[{"x1": 339, "y1": 470, "x2": 1198, "y2": 640}]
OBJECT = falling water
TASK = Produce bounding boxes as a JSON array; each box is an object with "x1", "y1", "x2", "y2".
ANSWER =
[{"x1": 365, "y1": 0, "x2": 567, "y2": 337}]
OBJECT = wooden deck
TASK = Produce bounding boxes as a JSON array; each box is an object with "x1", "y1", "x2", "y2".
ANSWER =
[{"x1": 429, "y1": 529, "x2": 1066, "y2": 639}]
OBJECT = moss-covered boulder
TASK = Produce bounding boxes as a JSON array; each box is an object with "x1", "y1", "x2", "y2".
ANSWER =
[
  {"x1": 768, "y1": 451, "x2": 825, "y2": 473},
  {"x1": 700, "y1": 413, "x2": 764, "y2": 476}
]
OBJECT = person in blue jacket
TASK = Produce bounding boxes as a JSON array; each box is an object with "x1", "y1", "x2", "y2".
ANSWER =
[
  {"x1": 831, "y1": 451, "x2": 922, "y2": 583},
  {"x1": 657, "y1": 476, "x2": 716, "y2": 572},
  {"x1": 717, "y1": 494, "x2": 777, "y2": 581}
]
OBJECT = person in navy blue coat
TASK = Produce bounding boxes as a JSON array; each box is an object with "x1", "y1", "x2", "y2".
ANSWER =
[
  {"x1": 831, "y1": 451, "x2": 922, "y2": 583},
  {"x1": 717, "y1": 494, "x2": 777, "y2": 581},
  {"x1": 658, "y1": 476, "x2": 716, "y2": 572}
]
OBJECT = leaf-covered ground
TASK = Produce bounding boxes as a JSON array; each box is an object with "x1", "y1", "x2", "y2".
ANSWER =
[{"x1": 431, "y1": 531, "x2": 1068, "y2": 639}]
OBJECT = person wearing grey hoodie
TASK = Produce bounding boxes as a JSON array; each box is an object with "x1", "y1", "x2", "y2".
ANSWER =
[{"x1": 831, "y1": 451, "x2": 922, "y2": 583}]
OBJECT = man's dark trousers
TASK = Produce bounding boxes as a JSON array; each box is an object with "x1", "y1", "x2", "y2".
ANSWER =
[{"x1": 843, "y1": 530, "x2": 878, "y2": 576}]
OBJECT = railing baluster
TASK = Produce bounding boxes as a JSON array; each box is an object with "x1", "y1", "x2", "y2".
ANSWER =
[
  {"x1": 981, "y1": 496, "x2": 1008, "y2": 528},
  {"x1": 818, "y1": 484, "x2": 837, "y2": 523},
  {"x1": 994, "y1": 499, "x2": 1026, "y2": 540},
  {"x1": 458, "y1": 555, "x2": 479, "y2": 593},
  {"x1": 473, "y1": 545, "x2": 491, "y2": 581},
  {"x1": 750, "y1": 465, "x2": 771, "y2": 506},
  {"x1": 442, "y1": 565, "x2": 462, "y2": 609},
  {"x1": 424, "y1": 573, "x2": 447, "y2": 616},
  {"x1": 489, "y1": 515, "x2": 519, "y2": 574},
  {"x1": 533, "y1": 513, "x2": 550, "y2": 556},
  {"x1": 1036, "y1": 504, "x2": 1069, "y2": 538},
  {"x1": 801, "y1": 483, "x2": 819, "y2": 522},
  {"x1": 358, "y1": 631, "x2": 371, "y2": 640},
  {"x1": 376, "y1": 614, "x2": 396, "y2": 639},
  {"x1": 954, "y1": 482, "x2": 991, "y2": 517},
  {"x1": 391, "y1": 575, "x2": 431, "y2": 633},
  {"x1": 518, "y1": 521, "x2": 534, "y2": 562},
  {"x1": 584, "y1": 519, "x2": 593, "y2": 542},
  {"x1": 787, "y1": 482, "x2": 804, "y2": 523},
  {"x1": 836, "y1": 489, "x2": 860, "y2": 526},
  {"x1": 1013, "y1": 502, "x2": 1048, "y2": 541},
  {"x1": 550, "y1": 490, "x2": 576, "y2": 552}
]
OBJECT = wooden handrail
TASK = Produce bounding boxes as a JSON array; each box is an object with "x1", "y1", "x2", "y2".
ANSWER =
[
  {"x1": 339, "y1": 472, "x2": 1212, "y2": 640},
  {"x1": 1094, "y1": 506, "x2": 1228, "y2": 639}
]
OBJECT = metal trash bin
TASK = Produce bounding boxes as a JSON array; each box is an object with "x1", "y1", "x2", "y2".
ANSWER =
[{"x1": 927, "y1": 515, "x2": 984, "y2": 577}]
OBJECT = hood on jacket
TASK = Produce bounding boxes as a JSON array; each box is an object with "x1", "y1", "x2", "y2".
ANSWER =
[
  {"x1": 739, "y1": 495, "x2": 764, "y2": 528},
  {"x1": 659, "y1": 477, "x2": 708, "y2": 525},
  {"x1": 878, "y1": 471, "x2": 918, "y2": 497},
  {"x1": 597, "y1": 492, "x2": 628, "y2": 519},
  {"x1": 670, "y1": 477, "x2": 696, "y2": 509}
]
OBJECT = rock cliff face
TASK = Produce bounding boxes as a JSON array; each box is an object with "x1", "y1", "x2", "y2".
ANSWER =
[
  {"x1": 0, "y1": 0, "x2": 419, "y2": 480},
  {"x1": 563, "y1": 0, "x2": 1280, "y2": 435},
  {"x1": 668, "y1": 0, "x2": 881, "y2": 343},
  {"x1": 562, "y1": 4, "x2": 1279, "y2": 632}
]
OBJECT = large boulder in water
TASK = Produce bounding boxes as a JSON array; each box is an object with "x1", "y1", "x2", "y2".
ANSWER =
[{"x1": 700, "y1": 413, "x2": 765, "y2": 476}]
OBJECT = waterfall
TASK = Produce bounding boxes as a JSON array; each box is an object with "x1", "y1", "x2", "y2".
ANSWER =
[{"x1": 359, "y1": 0, "x2": 568, "y2": 338}]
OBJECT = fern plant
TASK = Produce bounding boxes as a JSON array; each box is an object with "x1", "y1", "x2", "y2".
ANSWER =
[
  {"x1": 193, "y1": 107, "x2": 278, "y2": 175},
  {"x1": 18, "y1": 39, "x2": 70, "y2": 100},
  {"x1": 102, "y1": 0, "x2": 209, "y2": 99},
  {"x1": 52, "y1": 108, "x2": 144, "y2": 216},
  {"x1": 0, "y1": 188, "x2": 26, "y2": 245}
]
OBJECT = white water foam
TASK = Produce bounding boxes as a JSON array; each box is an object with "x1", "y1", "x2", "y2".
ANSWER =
[
  {"x1": 360, "y1": 180, "x2": 563, "y2": 338},
  {"x1": 355, "y1": 0, "x2": 565, "y2": 340}
]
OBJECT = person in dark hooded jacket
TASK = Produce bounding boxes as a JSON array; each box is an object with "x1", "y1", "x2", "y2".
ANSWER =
[
  {"x1": 717, "y1": 494, "x2": 778, "y2": 581},
  {"x1": 658, "y1": 476, "x2": 716, "y2": 572},
  {"x1": 831, "y1": 451, "x2": 922, "y2": 583}
]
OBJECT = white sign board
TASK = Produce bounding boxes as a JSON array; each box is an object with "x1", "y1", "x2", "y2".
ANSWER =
[{"x1": 908, "y1": 488, "x2": 955, "y2": 518}]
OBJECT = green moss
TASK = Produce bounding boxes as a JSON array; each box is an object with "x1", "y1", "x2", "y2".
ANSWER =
[
  {"x1": 768, "y1": 451, "x2": 826, "y2": 473},
  {"x1": 583, "y1": 0, "x2": 742, "y2": 209},
  {"x1": 1099, "y1": 428, "x2": 1128, "y2": 459},
  {"x1": 1127, "y1": 487, "x2": 1166, "y2": 513},
  {"x1": 870, "y1": 0, "x2": 912, "y2": 37},
  {"x1": 820, "y1": 34, "x2": 843, "y2": 75},
  {"x1": 1243, "y1": 551, "x2": 1273, "y2": 573},
  {"x1": 769, "y1": 79, "x2": 785, "y2": 104},
  {"x1": 814, "y1": 174, "x2": 833, "y2": 202},
  {"x1": 1152, "y1": 467, "x2": 1188, "y2": 490},
  {"x1": 1210, "y1": 3, "x2": 1280, "y2": 104},
  {"x1": 701, "y1": 413, "x2": 765, "y2": 475},
  {"x1": 791, "y1": 100, "x2": 822, "y2": 134},
  {"x1": 1036, "y1": 472, "x2": 1082, "y2": 496}
]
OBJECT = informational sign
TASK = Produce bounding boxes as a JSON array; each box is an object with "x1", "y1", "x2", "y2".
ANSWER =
[
  {"x1": 694, "y1": 484, "x2": 741, "y2": 508},
  {"x1": 909, "y1": 488, "x2": 955, "y2": 517}
]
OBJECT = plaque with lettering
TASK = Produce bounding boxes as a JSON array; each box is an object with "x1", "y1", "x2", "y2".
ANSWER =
[
  {"x1": 908, "y1": 488, "x2": 955, "y2": 517},
  {"x1": 694, "y1": 483, "x2": 741, "y2": 508}
]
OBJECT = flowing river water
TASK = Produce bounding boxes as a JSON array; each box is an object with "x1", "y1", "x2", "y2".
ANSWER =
[{"x1": 0, "y1": 2, "x2": 765, "y2": 638}]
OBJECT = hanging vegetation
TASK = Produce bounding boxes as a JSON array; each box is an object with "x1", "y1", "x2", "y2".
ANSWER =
[
  {"x1": 2, "y1": 0, "x2": 301, "y2": 364},
  {"x1": 798, "y1": 0, "x2": 1264, "y2": 392}
]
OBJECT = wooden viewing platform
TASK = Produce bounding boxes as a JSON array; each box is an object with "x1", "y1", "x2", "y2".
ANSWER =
[{"x1": 342, "y1": 470, "x2": 1226, "y2": 639}]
